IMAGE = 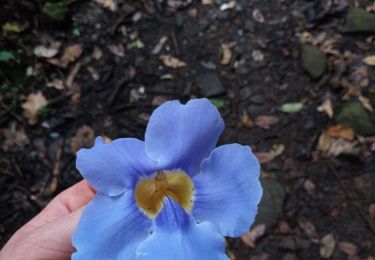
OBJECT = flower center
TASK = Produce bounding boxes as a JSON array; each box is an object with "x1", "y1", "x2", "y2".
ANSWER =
[{"x1": 134, "y1": 170, "x2": 194, "y2": 219}]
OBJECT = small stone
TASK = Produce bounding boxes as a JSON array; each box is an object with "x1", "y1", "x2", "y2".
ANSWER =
[
  {"x1": 254, "y1": 179, "x2": 285, "y2": 226},
  {"x1": 339, "y1": 8, "x2": 375, "y2": 33},
  {"x1": 335, "y1": 101, "x2": 375, "y2": 136},
  {"x1": 196, "y1": 72, "x2": 225, "y2": 97},
  {"x1": 301, "y1": 45, "x2": 327, "y2": 79}
]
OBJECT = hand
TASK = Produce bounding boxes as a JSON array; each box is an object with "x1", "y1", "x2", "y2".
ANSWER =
[{"x1": 0, "y1": 180, "x2": 95, "y2": 260}]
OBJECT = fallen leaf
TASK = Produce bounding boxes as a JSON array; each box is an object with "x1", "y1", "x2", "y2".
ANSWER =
[
  {"x1": 127, "y1": 39, "x2": 145, "y2": 49},
  {"x1": 338, "y1": 241, "x2": 358, "y2": 256},
  {"x1": 241, "y1": 224, "x2": 266, "y2": 248},
  {"x1": 363, "y1": 55, "x2": 375, "y2": 66},
  {"x1": 252, "y1": 9, "x2": 265, "y2": 23},
  {"x1": 328, "y1": 139, "x2": 358, "y2": 157},
  {"x1": 34, "y1": 44, "x2": 60, "y2": 58},
  {"x1": 159, "y1": 55, "x2": 187, "y2": 68},
  {"x1": 240, "y1": 110, "x2": 254, "y2": 128},
  {"x1": 2, "y1": 22, "x2": 24, "y2": 33},
  {"x1": 87, "y1": 66, "x2": 100, "y2": 81},
  {"x1": 93, "y1": 0, "x2": 117, "y2": 11},
  {"x1": 325, "y1": 125, "x2": 354, "y2": 141},
  {"x1": 65, "y1": 62, "x2": 81, "y2": 88},
  {"x1": 304, "y1": 179, "x2": 316, "y2": 197},
  {"x1": 252, "y1": 50, "x2": 264, "y2": 62},
  {"x1": 61, "y1": 44, "x2": 83, "y2": 62},
  {"x1": 42, "y1": 2, "x2": 67, "y2": 21},
  {"x1": 47, "y1": 79, "x2": 64, "y2": 90},
  {"x1": 107, "y1": 44, "x2": 125, "y2": 57},
  {"x1": 320, "y1": 234, "x2": 336, "y2": 258},
  {"x1": 317, "y1": 133, "x2": 332, "y2": 154},
  {"x1": 22, "y1": 91, "x2": 48, "y2": 125},
  {"x1": 2, "y1": 128, "x2": 29, "y2": 152},
  {"x1": 201, "y1": 0, "x2": 213, "y2": 4},
  {"x1": 281, "y1": 102, "x2": 304, "y2": 113},
  {"x1": 254, "y1": 144, "x2": 285, "y2": 163},
  {"x1": 298, "y1": 218, "x2": 317, "y2": 237},
  {"x1": 151, "y1": 36, "x2": 168, "y2": 55},
  {"x1": 317, "y1": 99, "x2": 334, "y2": 118},
  {"x1": 359, "y1": 95, "x2": 373, "y2": 112},
  {"x1": 92, "y1": 46, "x2": 103, "y2": 60},
  {"x1": 0, "y1": 51, "x2": 14, "y2": 62},
  {"x1": 220, "y1": 1, "x2": 236, "y2": 11},
  {"x1": 209, "y1": 98, "x2": 225, "y2": 109},
  {"x1": 255, "y1": 115, "x2": 280, "y2": 129},
  {"x1": 70, "y1": 125, "x2": 95, "y2": 152},
  {"x1": 220, "y1": 44, "x2": 232, "y2": 65}
]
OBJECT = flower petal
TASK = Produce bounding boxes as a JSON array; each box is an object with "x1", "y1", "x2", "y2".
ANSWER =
[
  {"x1": 192, "y1": 144, "x2": 262, "y2": 237},
  {"x1": 136, "y1": 199, "x2": 228, "y2": 260},
  {"x1": 72, "y1": 192, "x2": 152, "y2": 259},
  {"x1": 145, "y1": 99, "x2": 224, "y2": 175},
  {"x1": 76, "y1": 137, "x2": 158, "y2": 196}
]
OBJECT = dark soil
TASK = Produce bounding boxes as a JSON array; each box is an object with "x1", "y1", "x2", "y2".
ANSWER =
[{"x1": 1, "y1": 0, "x2": 375, "y2": 259}]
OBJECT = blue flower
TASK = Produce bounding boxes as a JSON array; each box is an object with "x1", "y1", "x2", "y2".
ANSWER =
[{"x1": 73, "y1": 98, "x2": 262, "y2": 259}]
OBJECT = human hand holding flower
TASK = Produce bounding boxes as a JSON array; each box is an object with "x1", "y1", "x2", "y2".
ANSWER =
[
  {"x1": 0, "y1": 180, "x2": 95, "y2": 260},
  {"x1": 73, "y1": 98, "x2": 262, "y2": 259}
]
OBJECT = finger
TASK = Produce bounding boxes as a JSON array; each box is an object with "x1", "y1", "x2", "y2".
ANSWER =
[
  {"x1": 4, "y1": 208, "x2": 84, "y2": 260},
  {"x1": 25, "y1": 180, "x2": 95, "y2": 232}
]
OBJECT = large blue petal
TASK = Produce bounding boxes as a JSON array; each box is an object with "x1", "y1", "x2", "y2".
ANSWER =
[
  {"x1": 145, "y1": 99, "x2": 224, "y2": 176},
  {"x1": 136, "y1": 199, "x2": 228, "y2": 260},
  {"x1": 192, "y1": 144, "x2": 262, "y2": 237},
  {"x1": 72, "y1": 192, "x2": 152, "y2": 260},
  {"x1": 76, "y1": 137, "x2": 158, "y2": 196}
]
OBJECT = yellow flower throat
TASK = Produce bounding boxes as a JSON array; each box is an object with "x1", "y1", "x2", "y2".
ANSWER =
[{"x1": 134, "y1": 170, "x2": 194, "y2": 219}]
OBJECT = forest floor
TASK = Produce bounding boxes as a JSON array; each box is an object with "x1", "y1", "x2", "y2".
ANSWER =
[{"x1": 1, "y1": 0, "x2": 375, "y2": 259}]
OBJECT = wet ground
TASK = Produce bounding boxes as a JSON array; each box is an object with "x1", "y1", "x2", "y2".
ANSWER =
[{"x1": 1, "y1": 0, "x2": 375, "y2": 259}]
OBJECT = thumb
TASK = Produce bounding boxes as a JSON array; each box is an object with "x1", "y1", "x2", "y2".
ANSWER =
[{"x1": 4, "y1": 207, "x2": 84, "y2": 260}]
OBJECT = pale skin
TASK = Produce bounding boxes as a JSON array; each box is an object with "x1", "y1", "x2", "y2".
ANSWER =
[{"x1": 0, "y1": 180, "x2": 95, "y2": 260}]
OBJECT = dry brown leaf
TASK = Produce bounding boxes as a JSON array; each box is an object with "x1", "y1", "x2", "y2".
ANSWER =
[
  {"x1": 254, "y1": 144, "x2": 285, "y2": 163},
  {"x1": 304, "y1": 179, "x2": 316, "y2": 197},
  {"x1": 220, "y1": 44, "x2": 232, "y2": 65},
  {"x1": 87, "y1": 66, "x2": 100, "y2": 81},
  {"x1": 363, "y1": 55, "x2": 375, "y2": 66},
  {"x1": 255, "y1": 115, "x2": 280, "y2": 129},
  {"x1": 320, "y1": 234, "x2": 336, "y2": 259},
  {"x1": 252, "y1": 9, "x2": 265, "y2": 23},
  {"x1": 325, "y1": 125, "x2": 354, "y2": 141},
  {"x1": 65, "y1": 62, "x2": 81, "y2": 88},
  {"x1": 2, "y1": 128, "x2": 29, "y2": 152},
  {"x1": 22, "y1": 91, "x2": 48, "y2": 125},
  {"x1": 201, "y1": 0, "x2": 213, "y2": 4},
  {"x1": 328, "y1": 139, "x2": 358, "y2": 157},
  {"x1": 317, "y1": 99, "x2": 333, "y2": 118},
  {"x1": 61, "y1": 44, "x2": 83, "y2": 63},
  {"x1": 70, "y1": 125, "x2": 95, "y2": 152},
  {"x1": 298, "y1": 218, "x2": 317, "y2": 237},
  {"x1": 338, "y1": 241, "x2": 358, "y2": 256},
  {"x1": 159, "y1": 55, "x2": 187, "y2": 68},
  {"x1": 47, "y1": 79, "x2": 64, "y2": 90},
  {"x1": 93, "y1": 0, "x2": 117, "y2": 11},
  {"x1": 359, "y1": 95, "x2": 373, "y2": 112},
  {"x1": 240, "y1": 111, "x2": 253, "y2": 128},
  {"x1": 240, "y1": 224, "x2": 266, "y2": 248},
  {"x1": 317, "y1": 133, "x2": 332, "y2": 154},
  {"x1": 107, "y1": 44, "x2": 125, "y2": 57}
]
